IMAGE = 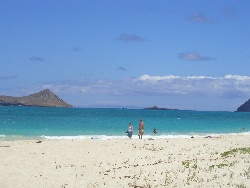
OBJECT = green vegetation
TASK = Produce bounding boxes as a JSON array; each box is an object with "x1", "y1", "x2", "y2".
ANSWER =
[
  {"x1": 209, "y1": 163, "x2": 234, "y2": 170},
  {"x1": 236, "y1": 184, "x2": 247, "y2": 188},
  {"x1": 221, "y1": 147, "x2": 250, "y2": 157},
  {"x1": 182, "y1": 160, "x2": 198, "y2": 169}
]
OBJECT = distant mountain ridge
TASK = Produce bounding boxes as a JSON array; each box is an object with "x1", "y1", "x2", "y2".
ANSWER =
[
  {"x1": 0, "y1": 89, "x2": 72, "y2": 107},
  {"x1": 237, "y1": 99, "x2": 250, "y2": 112}
]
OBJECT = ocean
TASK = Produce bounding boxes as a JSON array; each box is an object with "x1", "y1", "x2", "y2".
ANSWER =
[{"x1": 0, "y1": 106, "x2": 249, "y2": 140}]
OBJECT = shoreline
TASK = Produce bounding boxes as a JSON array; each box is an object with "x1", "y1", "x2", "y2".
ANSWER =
[
  {"x1": 0, "y1": 131, "x2": 249, "y2": 141},
  {"x1": 1, "y1": 135, "x2": 250, "y2": 187}
]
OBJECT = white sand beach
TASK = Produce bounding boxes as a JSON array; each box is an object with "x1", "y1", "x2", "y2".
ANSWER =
[{"x1": 0, "y1": 135, "x2": 249, "y2": 187}]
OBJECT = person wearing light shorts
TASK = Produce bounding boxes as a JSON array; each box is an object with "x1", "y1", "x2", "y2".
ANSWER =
[{"x1": 138, "y1": 119, "x2": 144, "y2": 139}]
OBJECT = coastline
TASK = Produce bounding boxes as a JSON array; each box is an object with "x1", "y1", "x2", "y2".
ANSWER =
[
  {"x1": 1, "y1": 135, "x2": 249, "y2": 187},
  {"x1": 1, "y1": 131, "x2": 250, "y2": 141}
]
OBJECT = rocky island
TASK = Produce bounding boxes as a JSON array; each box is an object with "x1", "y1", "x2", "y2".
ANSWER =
[
  {"x1": 0, "y1": 89, "x2": 72, "y2": 108},
  {"x1": 144, "y1": 106, "x2": 178, "y2": 110},
  {"x1": 236, "y1": 99, "x2": 250, "y2": 112}
]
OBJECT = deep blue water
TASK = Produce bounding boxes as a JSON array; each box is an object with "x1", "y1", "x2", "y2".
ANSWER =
[{"x1": 0, "y1": 106, "x2": 249, "y2": 140}]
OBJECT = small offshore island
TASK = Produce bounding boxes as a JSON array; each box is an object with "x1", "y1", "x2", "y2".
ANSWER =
[
  {"x1": 0, "y1": 89, "x2": 72, "y2": 108},
  {"x1": 144, "y1": 105, "x2": 178, "y2": 110}
]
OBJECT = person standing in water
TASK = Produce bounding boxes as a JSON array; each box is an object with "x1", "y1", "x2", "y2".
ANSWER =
[
  {"x1": 138, "y1": 119, "x2": 144, "y2": 139},
  {"x1": 153, "y1": 128, "x2": 157, "y2": 133},
  {"x1": 127, "y1": 123, "x2": 133, "y2": 139}
]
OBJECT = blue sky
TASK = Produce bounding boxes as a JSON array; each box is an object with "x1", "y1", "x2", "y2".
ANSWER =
[{"x1": 1, "y1": 0, "x2": 250, "y2": 111}]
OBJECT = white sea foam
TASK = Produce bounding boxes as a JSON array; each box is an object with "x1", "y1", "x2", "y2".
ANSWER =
[
  {"x1": 40, "y1": 132, "x2": 250, "y2": 140},
  {"x1": 40, "y1": 135, "x2": 196, "y2": 140},
  {"x1": 1, "y1": 132, "x2": 249, "y2": 141},
  {"x1": 227, "y1": 131, "x2": 250, "y2": 136},
  {"x1": 41, "y1": 135, "x2": 129, "y2": 140}
]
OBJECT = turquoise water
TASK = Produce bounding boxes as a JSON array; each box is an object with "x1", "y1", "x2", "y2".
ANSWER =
[{"x1": 0, "y1": 106, "x2": 249, "y2": 140}]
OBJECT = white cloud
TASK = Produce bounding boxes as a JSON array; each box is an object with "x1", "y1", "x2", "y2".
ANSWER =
[
  {"x1": 42, "y1": 75, "x2": 250, "y2": 99},
  {"x1": 224, "y1": 75, "x2": 250, "y2": 81},
  {"x1": 138, "y1": 75, "x2": 181, "y2": 81}
]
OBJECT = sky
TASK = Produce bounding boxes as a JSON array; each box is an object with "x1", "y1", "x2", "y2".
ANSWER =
[{"x1": 1, "y1": 0, "x2": 250, "y2": 111}]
